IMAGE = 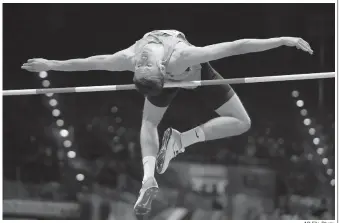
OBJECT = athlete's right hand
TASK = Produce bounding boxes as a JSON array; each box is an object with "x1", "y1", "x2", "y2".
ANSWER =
[
  {"x1": 281, "y1": 37, "x2": 313, "y2": 55},
  {"x1": 21, "y1": 58, "x2": 51, "y2": 72}
]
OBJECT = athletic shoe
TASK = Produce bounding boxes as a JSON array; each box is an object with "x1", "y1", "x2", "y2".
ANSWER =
[
  {"x1": 133, "y1": 177, "x2": 159, "y2": 215},
  {"x1": 156, "y1": 128, "x2": 184, "y2": 174}
]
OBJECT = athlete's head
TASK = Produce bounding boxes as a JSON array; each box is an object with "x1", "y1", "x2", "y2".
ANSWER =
[{"x1": 133, "y1": 50, "x2": 166, "y2": 97}]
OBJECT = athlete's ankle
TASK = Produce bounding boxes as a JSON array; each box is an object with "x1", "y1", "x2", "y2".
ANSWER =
[
  {"x1": 180, "y1": 126, "x2": 205, "y2": 148},
  {"x1": 142, "y1": 176, "x2": 154, "y2": 184},
  {"x1": 142, "y1": 156, "x2": 156, "y2": 183}
]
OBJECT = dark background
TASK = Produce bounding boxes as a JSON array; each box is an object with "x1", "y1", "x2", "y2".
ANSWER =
[{"x1": 3, "y1": 3, "x2": 335, "y2": 210}]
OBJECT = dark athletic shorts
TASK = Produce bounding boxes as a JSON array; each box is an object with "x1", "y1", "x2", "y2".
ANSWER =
[{"x1": 147, "y1": 62, "x2": 235, "y2": 110}]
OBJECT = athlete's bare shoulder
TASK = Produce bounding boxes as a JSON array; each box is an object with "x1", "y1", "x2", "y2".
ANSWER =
[
  {"x1": 167, "y1": 41, "x2": 193, "y2": 73},
  {"x1": 120, "y1": 43, "x2": 136, "y2": 72}
]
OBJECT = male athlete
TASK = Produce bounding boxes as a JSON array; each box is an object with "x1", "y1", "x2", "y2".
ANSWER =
[{"x1": 22, "y1": 30, "x2": 313, "y2": 215}]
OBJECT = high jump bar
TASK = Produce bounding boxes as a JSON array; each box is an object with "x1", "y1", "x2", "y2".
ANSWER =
[{"x1": 2, "y1": 72, "x2": 335, "y2": 96}]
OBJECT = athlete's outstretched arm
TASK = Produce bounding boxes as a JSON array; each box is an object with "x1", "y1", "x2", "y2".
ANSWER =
[
  {"x1": 22, "y1": 49, "x2": 132, "y2": 72},
  {"x1": 179, "y1": 37, "x2": 314, "y2": 66}
]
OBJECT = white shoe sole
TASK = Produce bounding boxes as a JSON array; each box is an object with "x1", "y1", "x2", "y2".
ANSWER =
[
  {"x1": 156, "y1": 128, "x2": 173, "y2": 174},
  {"x1": 134, "y1": 187, "x2": 159, "y2": 215}
]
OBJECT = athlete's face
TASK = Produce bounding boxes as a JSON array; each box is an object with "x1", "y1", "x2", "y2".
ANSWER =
[{"x1": 134, "y1": 50, "x2": 161, "y2": 75}]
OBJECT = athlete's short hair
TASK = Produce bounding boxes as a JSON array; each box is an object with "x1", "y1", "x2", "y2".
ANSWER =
[{"x1": 133, "y1": 67, "x2": 165, "y2": 97}]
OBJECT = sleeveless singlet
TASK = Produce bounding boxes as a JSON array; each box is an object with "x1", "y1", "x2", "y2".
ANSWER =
[{"x1": 134, "y1": 30, "x2": 201, "y2": 82}]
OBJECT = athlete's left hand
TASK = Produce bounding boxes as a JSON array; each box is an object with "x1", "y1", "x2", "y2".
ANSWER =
[{"x1": 281, "y1": 37, "x2": 314, "y2": 55}]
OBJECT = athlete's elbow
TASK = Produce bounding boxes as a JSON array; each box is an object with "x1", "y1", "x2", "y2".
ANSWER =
[
  {"x1": 83, "y1": 58, "x2": 106, "y2": 70},
  {"x1": 206, "y1": 43, "x2": 240, "y2": 60},
  {"x1": 230, "y1": 39, "x2": 252, "y2": 55}
]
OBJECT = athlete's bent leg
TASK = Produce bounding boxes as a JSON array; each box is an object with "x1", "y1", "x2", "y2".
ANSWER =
[
  {"x1": 181, "y1": 94, "x2": 251, "y2": 147},
  {"x1": 156, "y1": 95, "x2": 250, "y2": 174},
  {"x1": 156, "y1": 62, "x2": 251, "y2": 174}
]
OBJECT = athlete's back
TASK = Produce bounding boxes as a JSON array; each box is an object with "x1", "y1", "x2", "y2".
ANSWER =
[{"x1": 134, "y1": 30, "x2": 202, "y2": 82}]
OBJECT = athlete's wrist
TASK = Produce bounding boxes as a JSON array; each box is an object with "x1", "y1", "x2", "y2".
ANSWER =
[
  {"x1": 47, "y1": 60, "x2": 57, "y2": 70},
  {"x1": 279, "y1": 37, "x2": 289, "y2": 46}
]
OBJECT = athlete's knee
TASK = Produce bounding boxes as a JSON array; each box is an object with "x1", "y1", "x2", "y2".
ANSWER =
[
  {"x1": 240, "y1": 114, "x2": 251, "y2": 133},
  {"x1": 215, "y1": 96, "x2": 251, "y2": 133},
  {"x1": 140, "y1": 119, "x2": 159, "y2": 141},
  {"x1": 228, "y1": 109, "x2": 251, "y2": 133},
  {"x1": 236, "y1": 107, "x2": 251, "y2": 132},
  {"x1": 142, "y1": 113, "x2": 162, "y2": 127}
]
